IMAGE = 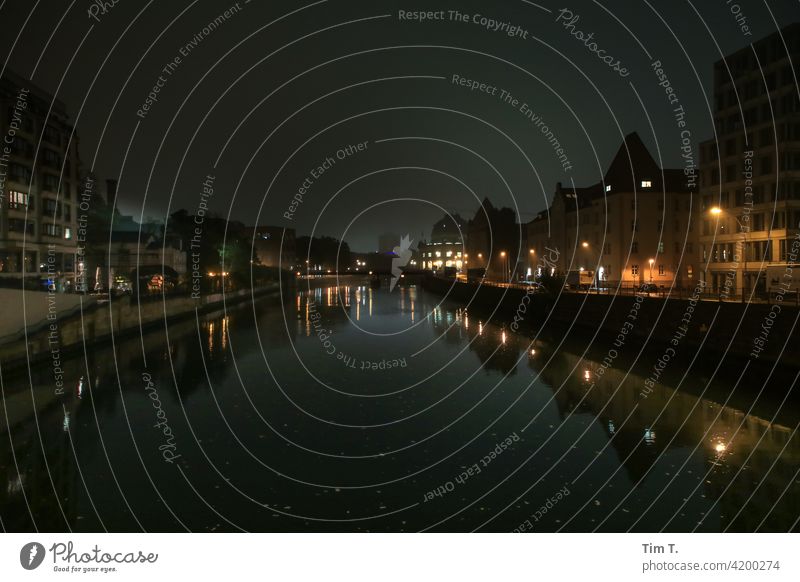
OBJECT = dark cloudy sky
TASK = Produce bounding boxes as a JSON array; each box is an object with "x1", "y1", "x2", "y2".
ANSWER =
[{"x1": 2, "y1": 0, "x2": 799, "y2": 251}]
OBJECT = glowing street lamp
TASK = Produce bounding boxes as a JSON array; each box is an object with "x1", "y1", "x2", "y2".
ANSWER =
[
  {"x1": 648, "y1": 258, "x2": 655, "y2": 283},
  {"x1": 709, "y1": 206, "x2": 749, "y2": 298},
  {"x1": 581, "y1": 241, "x2": 589, "y2": 248}
]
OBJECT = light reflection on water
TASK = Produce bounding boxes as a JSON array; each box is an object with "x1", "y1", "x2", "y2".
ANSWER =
[{"x1": 0, "y1": 283, "x2": 798, "y2": 532}]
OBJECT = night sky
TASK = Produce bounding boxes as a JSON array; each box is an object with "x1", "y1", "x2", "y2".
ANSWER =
[{"x1": 2, "y1": 0, "x2": 799, "y2": 251}]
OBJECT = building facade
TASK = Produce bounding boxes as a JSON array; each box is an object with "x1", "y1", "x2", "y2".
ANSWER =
[
  {"x1": 697, "y1": 24, "x2": 800, "y2": 295},
  {"x1": 418, "y1": 213, "x2": 467, "y2": 272},
  {"x1": 0, "y1": 71, "x2": 81, "y2": 289},
  {"x1": 465, "y1": 199, "x2": 521, "y2": 280},
  {"x1": 527, "y1": 133, "x2": 695, "y2": 288}
]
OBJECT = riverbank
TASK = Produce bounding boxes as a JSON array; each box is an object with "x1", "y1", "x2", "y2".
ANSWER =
[
  {"x1": 0, "y1": 284, "x2": 286, "y2": 372},
  {"x1": 422, "y1": 276, "x2": 800, "y2": 368}
]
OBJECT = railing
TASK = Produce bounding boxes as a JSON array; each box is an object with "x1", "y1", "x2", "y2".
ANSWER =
[{"x1": 444, "y1": 276, "x2": 800, "y2": 306}]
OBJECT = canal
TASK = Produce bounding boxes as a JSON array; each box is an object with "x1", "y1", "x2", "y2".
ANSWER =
[{"x1": 1, "y1": 281, "x2": 798, "y2": 532}]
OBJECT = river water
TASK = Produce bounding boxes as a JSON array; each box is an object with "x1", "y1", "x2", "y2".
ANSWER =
[{"x1": 1, "y1": 282, "x2": 798, "y2": 532}]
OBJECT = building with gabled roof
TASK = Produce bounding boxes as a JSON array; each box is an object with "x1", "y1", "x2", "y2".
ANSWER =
[{"x1": 527, "y1": 132, "x2": 696, "y2": 288}]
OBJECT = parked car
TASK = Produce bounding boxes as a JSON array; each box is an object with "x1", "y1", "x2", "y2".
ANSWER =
[{"x1": 638, "y1": 283, "x2": 658, "y2": 293}]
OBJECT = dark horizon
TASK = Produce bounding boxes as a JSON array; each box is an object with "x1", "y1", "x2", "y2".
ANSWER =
[{"x1": 2, "y1": 1, "x2": 799, "y2": 250}]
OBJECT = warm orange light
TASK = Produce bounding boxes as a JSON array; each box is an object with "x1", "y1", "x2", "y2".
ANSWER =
[
  {"x1": 500, "y1": 251, "x2": 506, "y2": 257},
  {"x1": 529, "y1": 249, "x2": 535, "y2": 254},
  {"x1": 649, "y1": 258, "x2": 655, "y2": 266},
  {"x1": 581, "y1": 242, "x2": 589, "y2": 248},
  {"x1": 710, "y1": 207, "x2": 722, "y2": 215}
]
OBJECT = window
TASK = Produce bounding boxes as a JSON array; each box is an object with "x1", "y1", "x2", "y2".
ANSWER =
[
  {"x1": 641, "y1": 180, "x2": 652, "y2": 188},
  {"x1": 8, "y1": 219, "x2": 34, "y2": 235},
  {"x1": 658, "y1": 264, "x2": 665, "y2": 275},
  {"x1": 657, "y1": 219, "x2": 663, "y2": 232},
  {"x1": 7, "y1": 190, "x2": 30, "y2": 210},
  {"x1": 631, "y1": 265, "x2": 639, "y2": 276},
  {"x1": 64, "y1": 227, "x2": 72, "y2": 240},
  {"x1": 42, "y1": 174, "x2": 60, "y2": 192},
  {"x1": 632, "y1": 242, "x2": 639, "y2": 253},
  {"x1": 687, "y1": 265, "x2": 693, "y2": 278},
  {"x1": 44, "y1": 224, "x2": 62, "y2": 237},
  {"x1": 9, "y1": 163, "x2": 31, "y2": 183},
  {"x1": 658, "y1": 242, "x2": 664, "y2": 253},
  {"x1": 44, "y1": 198, "x2": 62, "y2": 216},
  {"x1": 605, "y1": 184, "x2": 611, "y2": 192},
  {"x1": 43, "y1": 125, "x2": 60, "y2": 146},
  {"x1": 603, "y1": 243, "x2": 611, "y2": 255},
  {"x1": 631, "y1": 219, "x2": 638, "y2": 232},
  {"x1": 42, "y1": 149, "x2": 60, "y2": 168}
]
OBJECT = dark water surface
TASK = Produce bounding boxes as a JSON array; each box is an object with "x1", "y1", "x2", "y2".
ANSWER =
[{"x1": 1, "y1": 283, "x2": 798, "y2": 532}]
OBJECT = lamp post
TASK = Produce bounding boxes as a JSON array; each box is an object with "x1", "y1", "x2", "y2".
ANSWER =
[
  {"x1": 710, "y1": 206, "x2": 748, "y2": 301},
  {"x1": 528, "y1": 249, "x2": 535, "y2": 281},
  {"x1": 648, "y1": 258, "x2": 655, "y2": 283},
  {"x1": 500, "y1": 251, "x2": 508, "y2": 283}
]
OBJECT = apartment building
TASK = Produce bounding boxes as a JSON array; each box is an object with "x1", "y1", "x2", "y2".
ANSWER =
[
  {"x1": 697, "y1": 23, "x2": 800, "y2": 295},
  {"x1": 0, "y1": 71, "x2": 81, "y2": 289},
  {"x1": 527, "y1": 132, "x2": 695, "y2": 288}
]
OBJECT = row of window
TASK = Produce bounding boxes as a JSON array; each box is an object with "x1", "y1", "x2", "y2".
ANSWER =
[
  {"x1": 0, "y1": 249, "x2": 75, "y2": 274},
  {"x1": 702, "y1": 210, "x2": 800, "y2": 235},
  {"x1": 6, "y1": 190, "x2": 74, "y2": 220},
  {"x1": 4, "y1": 165, "x2": 79, "y2": 193},
  {"x1": 604, "y1": 241, "x2": 695, "y2": 255},
  {"x1": 4, "y1": 108, "x2": 70, "y2": 147},
  {"x1": 424, "y1": 250, "x2": 464, "y2": 258},
  {"x1": 701, "y1": 239, "x2": 796, "y2": 262},
  {"x1": 715, "y1": 98, "x2": 800, "y2": 135},
  {"x1": 6, "y1": 219, "x2": 72, "y2": 239},
  {"x1": 703, "y1": 124, "x2": 800, "y2": 163}
]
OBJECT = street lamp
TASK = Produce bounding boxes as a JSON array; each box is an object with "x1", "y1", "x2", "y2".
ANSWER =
[
  {"x1": 500, "y1": 251, "x2": 508, "y2": 283},
  {"x1": 581, "y1": 241, "x2": 589, "y2": 248},
  {"x1": 709, "y1": 206, "x2": 749, "y2": 299},
  {"x1": 648, "y1": 258, "x2": 655, "y2": 283}
]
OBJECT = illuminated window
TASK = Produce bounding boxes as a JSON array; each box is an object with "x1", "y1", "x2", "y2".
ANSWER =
[
  {"x1": 446, "y1": 251, "x2": 452, "y2": 258},
  {"x1": 605, "y1": 184, "x2": 611, "y2": 192},
  {"x1": 435, "y1": 251, "x2": 441, "y2": 258},
  {"x1": 658, "y1": 264, "x2": 665, "y2": 275},
  {"x1": 64, "y1": 227, "x2": 72, "y2": 240},
  {"x1": 641, "y1": 180, "x2": 652, "y2": 188},
  {"x1": 8, "y1": 190, "x2": 30, "y2": 209},
  {"x1": 631, "y1": 264, "x2": 639, "y2": 276}
]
